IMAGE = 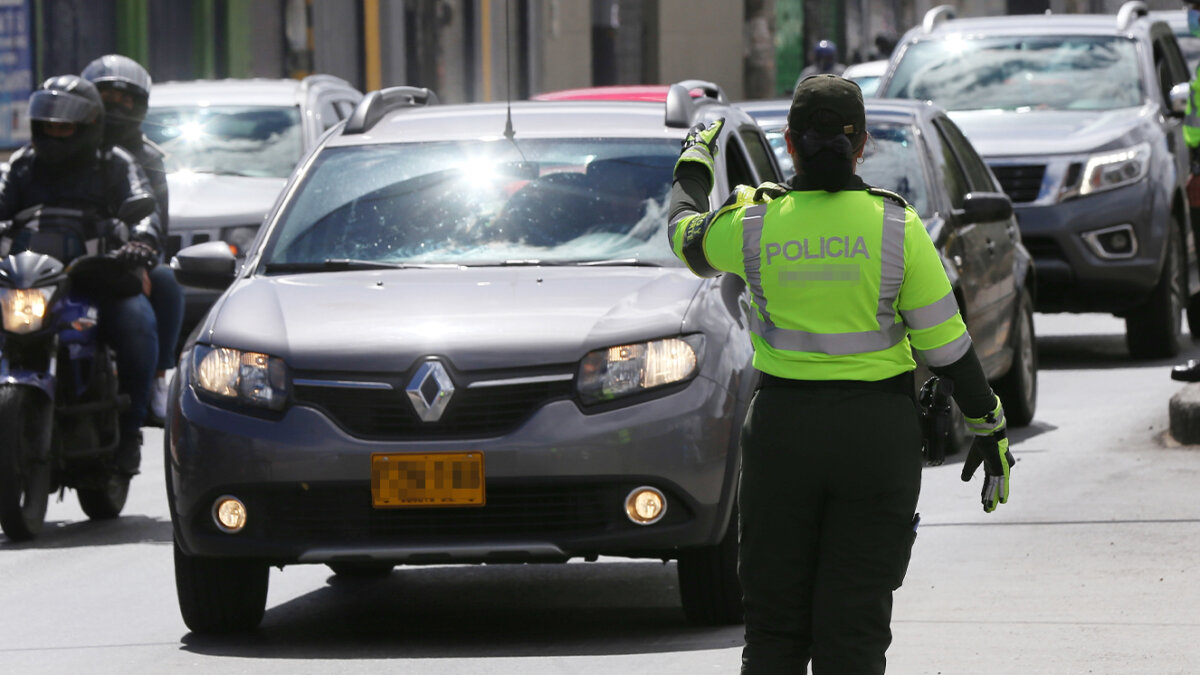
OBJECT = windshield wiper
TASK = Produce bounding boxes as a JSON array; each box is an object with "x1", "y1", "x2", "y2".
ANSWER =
[
  {"x1": 263, "y1": 259, "x2": 444, "y2": 273},
  {"x1": 577, "y1": 258, "x2": 662, "y2": 267}
]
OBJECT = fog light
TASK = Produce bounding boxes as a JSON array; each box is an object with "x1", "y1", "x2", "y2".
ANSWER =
[
  {"x1": 625, "y1": 487, "x2": 666, "y2": 525},
  {"x1": 1081, "y1": 224, "x2": 1137, "y2": 260},
  {"x1": 212, "y1": 496, "x2": 248, "y2": 533}
]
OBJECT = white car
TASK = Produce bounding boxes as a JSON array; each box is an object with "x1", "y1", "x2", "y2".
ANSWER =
[
  {"x1": 144, "y1": 75, "x2": 362, "y2": 336},
  {"x1": 842, "y1": 59, "x2": 888, "y2": 96}
]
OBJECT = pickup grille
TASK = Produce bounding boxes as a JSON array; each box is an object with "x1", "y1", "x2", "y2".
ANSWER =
[{"x1": 989, "y1": 164, "x2": 1046, "y2": 203}]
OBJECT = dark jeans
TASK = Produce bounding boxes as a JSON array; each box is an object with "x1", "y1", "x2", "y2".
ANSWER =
[
  {"x1": 98, "y1": 292, "x2": 157, "y2": 441},
  {"x1": 738, "y1": 381, "x2": 923, "y2": 675},
  {"x1": 147, "y1": 263, "x2": 184, "y2": 371}
]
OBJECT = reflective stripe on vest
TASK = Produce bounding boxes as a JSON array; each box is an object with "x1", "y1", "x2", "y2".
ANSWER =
[
  {"x1": 900, "y1": 290, "x2": 959, "y2": 330},
  {"x1": 913, "y1": 331, "x2": 972, "y2": 367},
  {"x1": 742, "y1": 200, "x2": 908, "y2": 355}
]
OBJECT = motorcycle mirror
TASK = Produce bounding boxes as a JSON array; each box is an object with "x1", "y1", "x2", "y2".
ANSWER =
[
  {"x1": 13, "y1": 204, "x2": 42, "y2": 225},
  {"x1": 117, "y1": 196, "x2": 156, "y2": 223}
]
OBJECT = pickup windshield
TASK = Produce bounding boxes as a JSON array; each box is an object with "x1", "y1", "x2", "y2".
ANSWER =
[{"x1": 884, "y1": 35, "x2": 1142, "y2": 112}]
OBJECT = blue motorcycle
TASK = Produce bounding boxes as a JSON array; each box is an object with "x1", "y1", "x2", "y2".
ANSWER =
[{"x1": 0, "y1": 200, "x2": 150, "y2": 541}]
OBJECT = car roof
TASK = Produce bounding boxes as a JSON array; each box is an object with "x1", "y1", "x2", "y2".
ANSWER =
[
  {"x1": 327, "y1": 98, "x2": 752, "y2": 147},
  {"x1": 736, "y1": 97, "x2": 935, "y2": 130},
  {"x1": 843, "y1": 59, "x2": 888, "y2": 78},
  {"x1": 150, "y1": 79, "x2": 303, "y2": 108},
  {"x1": 909, "y1": 12, "x2": 1159, "y2": 40}
]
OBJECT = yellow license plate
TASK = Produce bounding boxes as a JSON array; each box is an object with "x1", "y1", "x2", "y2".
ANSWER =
[{"x1": 371, "y1": 452, "x2": 485, "y2": 508}]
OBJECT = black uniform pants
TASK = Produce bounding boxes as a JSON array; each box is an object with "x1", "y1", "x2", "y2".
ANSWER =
[{"x1": 738, "y1": 377, "x2": 922, "y2": 675}]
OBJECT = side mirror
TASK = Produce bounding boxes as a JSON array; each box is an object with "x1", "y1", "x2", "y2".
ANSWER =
[
  {"x1": 958, "y1": 191, "x2": 1013, "y2": 225},
  {"x1": 171, "y1": 241, "x2": 237, "y2": 290},
  {"x1": 117, "y1": 195, "x2": 156, "y2": 223},
  {"x1": 1169, "y1": 82, "x2": 1190, "y2": 118}
]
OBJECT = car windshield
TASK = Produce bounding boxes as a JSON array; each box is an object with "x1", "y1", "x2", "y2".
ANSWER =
[
  {"x1": 884, "y1": 35, "x2": 1142, "y2": 111},
  {"x1": 143, "y1": 105, "x2": 303, "y2": 178},
  {"x1": 859, "y1": 121, "x2": 930, "y2": 219},
  {"x1": 262, "y1": 139, "x2": 681, "y2": 267}
]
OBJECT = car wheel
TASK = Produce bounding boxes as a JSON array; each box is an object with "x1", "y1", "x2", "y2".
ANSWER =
[
  {"x1": 327, "y1": 561, "x2": 394, "y2": 578},
  {"x1": 994, "y1": 287, "x2": 1038, "y2": 427},
  {"x1": 1126, "y1": 219, "x2": 1185, "y2": 359},
  {"x1": 174, "y1": 537, "x2": 269, "y2": 633},
  {"x1": 677, "y1": 503, "x2": 743, "y2": 626},
  {"x1": 1186, "y1": 292, "x2": 1200, "y2": 342}
]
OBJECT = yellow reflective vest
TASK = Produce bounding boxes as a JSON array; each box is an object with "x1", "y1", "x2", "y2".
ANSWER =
[{"x1": 670, "y1": 183, "x2": 972, "y2": 381}]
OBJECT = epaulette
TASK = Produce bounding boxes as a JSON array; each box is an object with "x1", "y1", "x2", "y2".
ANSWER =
[
  {"x1": 754, "y1": 181, "x2": 789, "y2": 201},
  {"x1": 867, "y1": 186, "x2": 909, "y2": 208}
]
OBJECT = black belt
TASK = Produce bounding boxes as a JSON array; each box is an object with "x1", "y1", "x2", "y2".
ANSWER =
[{"x1": 758, "y1": 371, "x2": 915, "y2": 397}]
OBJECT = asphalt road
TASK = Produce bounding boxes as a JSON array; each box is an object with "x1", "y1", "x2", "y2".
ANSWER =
[{"x1": 1, "y1": 313, "x2": 1199, "y2": 674}]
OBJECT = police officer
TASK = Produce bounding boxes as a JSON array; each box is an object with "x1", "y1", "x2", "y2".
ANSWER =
[
  {"x1": 0, "y1": 75, "x2": 159, "y2": 476},
  {"x1": 668, "y1": 75, "x2": 1014, "y2": 674},
  {"x1": 82, "y1": 54, "x2": 183, "y2": 424},
  {"x1": 1185, "y1": 2, "x2": 1200, "y2": 153}
]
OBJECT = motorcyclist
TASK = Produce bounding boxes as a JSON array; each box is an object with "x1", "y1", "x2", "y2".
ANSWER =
[
  {"x1": 0, "y1": 75, "x2": 158, "y2": 476},
  {"x1": 83, "y1": 54, "x2": 183, "y2": 424},
  {"x1": 797, "y1": 39, "x2": 846, "y2": 86}
]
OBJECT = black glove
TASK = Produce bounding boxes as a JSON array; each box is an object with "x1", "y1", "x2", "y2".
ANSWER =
[
  {"x1": 961, "y1": 431, "x2": 1014, "y2": 513},
  {"x1": 113, "y1": 239, "x2": 158, "y2": 270}
]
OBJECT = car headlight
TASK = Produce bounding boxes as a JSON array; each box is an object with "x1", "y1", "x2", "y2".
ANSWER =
[
  {"x1": 577, "y1": 336, "x2": 701, "y2": 405},
  {"x1": 191, "y1": 344, "x2": 289, "y2": 411},
  {"x1": 1077, "y1": 142, "x2": 1150, "y2": 197},
  {"x1": 220, "y1": 225, "x2": 259, "y2": 258},
  {"x1": 0, "y1": 287, "x2": 54, "y2": 334}
]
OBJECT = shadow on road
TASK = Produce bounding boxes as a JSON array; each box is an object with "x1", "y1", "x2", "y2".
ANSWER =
[
  {"x1": 1037, "y1": 331, "x2": 1200, "y2": 372},
  {"x1": 0, "y1": 514, "x2": 172, "y2": 549},
  {"x1": 181, "y1": 561, "x2": 744, "y2": 659}
]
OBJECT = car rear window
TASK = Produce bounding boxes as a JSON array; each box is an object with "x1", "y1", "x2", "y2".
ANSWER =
[
  {"x1": 144, "y1": 105, "x2": 303, "y2": 178},
  {"x1": 263, "y1": 139, "x2": 683, "y2": 267},
  {"x1": 884, "y1": 35, "x2": 1142, "y2": 112},
  {"x1": 858, "y1": 121, "x2": 930, "y2": 219}
]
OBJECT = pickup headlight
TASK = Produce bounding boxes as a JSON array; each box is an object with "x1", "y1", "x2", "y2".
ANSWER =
[
  {"x1": 577, "y1": 336, "x2": 701, "y2": 405},
  {"x1": 1078, "y1": 142, "x2": 1150, "y2": 196},
  {"x1": 0, "y1": 287, "x2": 54, "y2": 334},
  {"x1": 191, "y1": 344, "x2": 289, "y2": 411}
]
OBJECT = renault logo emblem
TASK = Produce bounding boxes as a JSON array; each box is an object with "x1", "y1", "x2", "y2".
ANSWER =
[{"x1": 406, "y1": 361, "x2": 455, "y2": 422}]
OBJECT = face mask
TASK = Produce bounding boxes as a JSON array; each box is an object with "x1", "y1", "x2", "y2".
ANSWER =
[{"x1": 1190, "y1": 8, "x2": 1200, "y2": 38}]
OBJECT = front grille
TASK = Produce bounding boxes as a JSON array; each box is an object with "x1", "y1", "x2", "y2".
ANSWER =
[
  {"x1": 250, "y1": 482, "x2": 682, "y2": 542},
  {"x1": 293, "y1": 378, "x2": 575, "y2": 440},
  {"x1": 990, "y1": 164, "x2": 1046, "y2": 203}
]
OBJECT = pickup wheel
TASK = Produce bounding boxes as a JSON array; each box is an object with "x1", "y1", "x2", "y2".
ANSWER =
[{"x1": 1126, "y1": 220, "x2": 1185, "y2": 359}]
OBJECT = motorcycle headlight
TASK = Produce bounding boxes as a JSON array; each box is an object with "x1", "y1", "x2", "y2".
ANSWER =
[
  {"x1": 191, "y1": 344, "x2": 289, "y2": 411},
  {"x1": 0, "y1": 287, "x2": 54, "y2": 334},
  {"x1": 1077, "y1": 142, "x2": 1150, "y2": 196},
  {"x1": 577, "y1": 336, "x2": 701, "y2": 405}
]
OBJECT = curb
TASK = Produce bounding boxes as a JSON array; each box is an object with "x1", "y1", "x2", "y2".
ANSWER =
[{"x1": 1168, "y1": 383, "x2": 1200, "y2": 445}]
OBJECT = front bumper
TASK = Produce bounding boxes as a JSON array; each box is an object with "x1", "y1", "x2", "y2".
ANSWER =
[{"x1": 168, "y1": 366, "x2": 743, "y2": 565}]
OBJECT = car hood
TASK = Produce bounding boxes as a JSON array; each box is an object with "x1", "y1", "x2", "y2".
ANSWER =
[
  {"x1": 947, "y1": 106, "x2": 1147, "y2": 157},
  {"x1": 167, "y1": 173, "x2": 287, "y2": 226},
  {"x1": 205, "y1": 266, "x2": 703, "y2": 372}
]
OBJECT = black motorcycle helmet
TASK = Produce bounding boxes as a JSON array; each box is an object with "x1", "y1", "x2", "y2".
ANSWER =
[
  {"x1": 29, "y1": 75, "x2": 104, "y2": 167},
  {"x1": 81, "y1": 54, "x2": 151, "y2": 148}
]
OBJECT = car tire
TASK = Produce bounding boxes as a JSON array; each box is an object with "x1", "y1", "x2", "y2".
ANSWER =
[
  {"x1": 994, "y1": 287, "x2": 1038, "y2": 427},
  {"x1": 677, "y1": 503, "x2": 743, "y2": 626},
  {"x1": 174, "y1": 537, "x2": 269, "y2": 633},
  {"x1": 1186, "y1": 292, "x2": 1200, "y2": 342},
  {"x1": 1126, "y1": 220, "x2": 1185, "y2": 359}
]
